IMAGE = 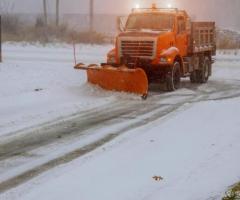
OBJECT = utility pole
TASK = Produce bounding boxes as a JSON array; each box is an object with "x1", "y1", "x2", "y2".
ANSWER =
[
  {"x1": 89, "y1": 0, "x2": 94, "y2": 32},
  {"x1": 0, "y1": 15, "x2": 2, "y2": 63},
  {"x1": 43, "y1": 0, "x2": 48, "y2": 26},
  {"x1": 56, "y1": 0, "x2": 59, "y2": 26}
]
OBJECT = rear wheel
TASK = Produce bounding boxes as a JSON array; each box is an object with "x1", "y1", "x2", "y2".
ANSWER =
[
  {"x1": 190, "y1": 71, "x2": 197, "y2": 83},
  {"x1": 166, "y1": 61, "x2": 181, "y2": 91},
  {"x1": 196, "y1": 57, "x2": 210, "y2": 83}
]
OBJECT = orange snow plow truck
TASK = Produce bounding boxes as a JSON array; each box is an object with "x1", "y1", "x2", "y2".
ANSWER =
[{"x1": 74, "y1": 4, "x2": 216, "y2": 99}]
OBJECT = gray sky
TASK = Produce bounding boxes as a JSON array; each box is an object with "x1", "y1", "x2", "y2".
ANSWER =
[
  {"x1": 2, "y1": 0, "x2": 240, "y2": 30},
  {"x1": 5, "y1": 0, "x2": 134, "y2": 14},
  {"x1": 6, "y1": 0, "x2": 240, "y2": 15},
  {"x1": 7, "y1": 0, "x2": 159, "y2": 14}
]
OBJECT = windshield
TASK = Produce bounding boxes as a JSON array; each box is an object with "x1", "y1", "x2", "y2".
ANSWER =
[{"x1": 126, "y1": 13, "x2": 174, "y2": 31}]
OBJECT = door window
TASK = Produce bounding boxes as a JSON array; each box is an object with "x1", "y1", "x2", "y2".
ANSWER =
[{"x1": 177, "y1": 17, "x2": 186, "y2": 34}]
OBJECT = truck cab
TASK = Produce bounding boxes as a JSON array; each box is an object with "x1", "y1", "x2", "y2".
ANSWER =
[{"x1": 107, "y1": 5, "x2": 216, "y2": 91}]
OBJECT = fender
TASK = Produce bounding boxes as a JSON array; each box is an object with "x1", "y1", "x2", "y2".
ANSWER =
[{"x1": 160, "y1": 47, "x2": 180, "y2": 65}]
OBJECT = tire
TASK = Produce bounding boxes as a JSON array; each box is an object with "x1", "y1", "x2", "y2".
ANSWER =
[
  {"x1": 190, "y1": 71, "x2": 197, "y2": 83},
  {"x1": 196, "y1": 57, "x2": 210, "y2": 83},
  {"x1": 166, "y1": 61, "x2": 181, "y2": 91},
  {"x1": 142, "y1": 93, "x2": 148, "y2": 100}
]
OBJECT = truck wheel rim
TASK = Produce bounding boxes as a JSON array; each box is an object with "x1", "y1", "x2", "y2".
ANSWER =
[{"x1": 205, "y1": 61, "x2": 209, "y2": 78}]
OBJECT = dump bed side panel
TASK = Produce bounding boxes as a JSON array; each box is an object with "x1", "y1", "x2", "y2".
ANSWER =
[{"x1": 189, "y1": 22, "x2": 216, "y2": 55}]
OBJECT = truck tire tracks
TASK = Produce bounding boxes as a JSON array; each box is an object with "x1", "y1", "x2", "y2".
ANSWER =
[{"x1": 0, "y1": 79, "x2": 240, "y2": 193}]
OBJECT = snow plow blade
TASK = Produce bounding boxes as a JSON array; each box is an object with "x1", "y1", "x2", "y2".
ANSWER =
[{"x1": 74, "y1": 63, "x2": 148, "y2": 97}]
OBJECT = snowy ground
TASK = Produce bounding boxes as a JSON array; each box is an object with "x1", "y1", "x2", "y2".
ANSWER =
[
  {"x1": 0, "y1": 43, "x2": 240, "y2": 200},
  {"x1": 0, "y1": 42, "x2": 115, "y2": 139}
]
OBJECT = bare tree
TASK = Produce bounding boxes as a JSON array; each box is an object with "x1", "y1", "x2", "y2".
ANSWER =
[
  {"x1": 56, "y1": 0, "x2": 60, "y2": 26},
  {"x1": 43, "y1": 0, "x2": 48, "y2": 26},
  {"x1": 0, "y1": 0, "x2": 19, "y2": 34},
  {"x1": 0, "y1": 0, "x2": 15, "y2": 15},
  {"x1": 89, "y1": 0, "x2": 94, "y2": 32}
]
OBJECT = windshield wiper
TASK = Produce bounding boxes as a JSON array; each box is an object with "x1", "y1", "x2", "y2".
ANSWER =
[
  {"x1": 126, "y1": 28, "x2": 142, "y2": 31},
  {"x1": 126, "y1": 28, "x2": 171, "y2": 32},
  {"x1": 151, "y1": 29, "x2": 170, "y2": 31}
]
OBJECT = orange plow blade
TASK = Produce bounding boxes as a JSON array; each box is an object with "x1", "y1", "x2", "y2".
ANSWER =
[{"x1": 75, "y1": 64, "x2": 148, "y2": 97}]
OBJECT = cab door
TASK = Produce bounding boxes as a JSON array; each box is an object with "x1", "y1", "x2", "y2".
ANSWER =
[{"x1": 176, "y1": 16, "x2": 188, "y2": 56}]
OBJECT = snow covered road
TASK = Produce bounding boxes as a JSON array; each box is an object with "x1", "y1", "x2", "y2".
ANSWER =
[
  {"x1": 0, "y1": 44, "x2": 240, "y2": 199},
  {"x1": 0, "y1": 43, "x2": 115, "y2": 137},
  {"x1": 3, "y1": 96, "x2": 240, "y2": 200}
]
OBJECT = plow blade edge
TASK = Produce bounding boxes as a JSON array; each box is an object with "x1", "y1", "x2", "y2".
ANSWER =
[
  {"x1": 75, "y1": 64, "x2": 148, "y2": 96},
  {"x1": 87, "y1": 66, "x2": 148, "y2": 96}
]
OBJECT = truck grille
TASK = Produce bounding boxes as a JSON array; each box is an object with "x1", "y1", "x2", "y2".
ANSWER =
[{"x1": 120, "y1": 39, "x2": 156, "y2": 59}]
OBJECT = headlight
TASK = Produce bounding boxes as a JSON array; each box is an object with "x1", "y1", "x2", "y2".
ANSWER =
[
  {"x1": 160, "y1": 57, "x2": 168, "y2": 63},
  {"x1": 160, "y1": 57, "x2": 171, "y2": 63}
]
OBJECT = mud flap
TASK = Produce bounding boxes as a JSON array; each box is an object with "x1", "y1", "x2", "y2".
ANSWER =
[{"x1": 75, "y1": 64, "x2": 148, "y2": 96}]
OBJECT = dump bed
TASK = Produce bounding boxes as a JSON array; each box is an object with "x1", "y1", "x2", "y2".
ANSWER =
[{"x1": 189, "y1": 22, "x2": 216, "y2": 55}]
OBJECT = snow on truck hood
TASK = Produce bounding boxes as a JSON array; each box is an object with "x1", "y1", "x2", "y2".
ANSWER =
[{"x1": 119, "y1": 30, "x2": 168, "y2": 38}]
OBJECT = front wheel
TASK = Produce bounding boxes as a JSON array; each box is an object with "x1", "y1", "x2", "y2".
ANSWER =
[
  {"x1": 142, "y1": 93, "x2": 148, "y2": 100},
  {"x1": 166, "y1": 61, "x2": 181, "y2": 91}
]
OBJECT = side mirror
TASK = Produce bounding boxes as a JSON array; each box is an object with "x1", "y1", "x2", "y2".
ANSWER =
[{"x1": 117, "y1": 16, "x2": 127, "y2": 32}]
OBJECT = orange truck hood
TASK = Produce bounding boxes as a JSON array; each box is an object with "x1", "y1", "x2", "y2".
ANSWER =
[{"x1": 118, "y1": 30, "x2": 168, "y2": 38}]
